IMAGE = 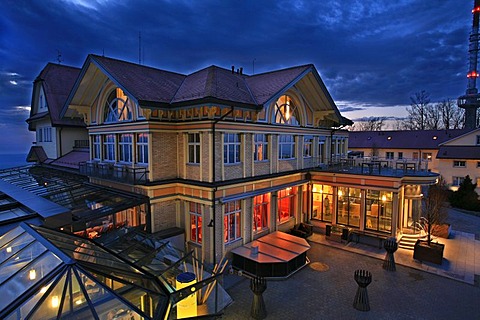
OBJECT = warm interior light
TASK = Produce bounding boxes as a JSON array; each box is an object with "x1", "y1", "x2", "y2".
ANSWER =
[
  {"x1": 75, "y1": 299, "x2": 83, "y2": 305},
  {"x1": 338, "y1": 190, "x2": 343, "y2": 197},
  {"x1": 6, "y1": 247, "x2": 12, "y2": 253},
  {"x1": 285, "y1": 101, "x2": 290, "y2": 120},
  {"x1": 312, "y1": 185, "x2": 317, "y2": 193},
  {"x1": 29, "y1": 269, "x2": 36, "y2": 280},
  {"x1": 467, "y1": 71, "x2": 479, "y2": 78},
  {"x1": 51, "y1": 295, "x2": 59, "y2": 308},
  {"x1": 381, "y1": 195, "x2": 387, "y2": 202},
  {"x1": 40, "y1": 286, "x2": 48, "y2": 294},
  {"x1": 433, "y1": 136, "x2": 438, "y2": 140}
]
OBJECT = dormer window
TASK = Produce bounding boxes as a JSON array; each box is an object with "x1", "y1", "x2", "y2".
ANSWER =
[
  {"x1": 274, "y1": 95, "x2": 300, "y2": 126},
  {"x1": 38, "y1": 88, "x2": 47, "y2": 111},
  {"x1": 103, "y1": 88, "x2": 133, "y2": 123}
]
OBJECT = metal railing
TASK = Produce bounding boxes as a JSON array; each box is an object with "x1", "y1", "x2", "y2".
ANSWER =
[
  {"x1": 79, "y1": 161, "x2": 149, "y2": 184},
  {"x1": 74, "y1": 140, "x2": 90, "y2": 148}
]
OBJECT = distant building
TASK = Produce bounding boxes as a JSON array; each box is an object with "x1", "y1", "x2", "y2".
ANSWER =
[
  {"x1": 348, "y1": 129, "x2": 480, "y2": 193},
  {"x1": 26, "y1": 63, "x2": 89, "y2": 168}
]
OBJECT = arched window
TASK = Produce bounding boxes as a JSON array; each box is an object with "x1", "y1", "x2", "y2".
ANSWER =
[
  {"x1": 103, "y1": 88, "x2": 133, "y2": 123},
  {"x1": 274, "y1": 95, "x2": 300, "y2": 126}
]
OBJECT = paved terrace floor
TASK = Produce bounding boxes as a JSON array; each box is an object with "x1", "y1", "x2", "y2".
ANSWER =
[{"x1": 221, "y1": 209, "x2": 480, "y2": 319}]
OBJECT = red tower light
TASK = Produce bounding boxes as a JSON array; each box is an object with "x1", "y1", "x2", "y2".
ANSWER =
[
  {"x1": 472, "y1": 6, "x2": 480, "y2": 13},
  {"x1": 467, "y1": 71, "x2": 479, "y2": 78}
]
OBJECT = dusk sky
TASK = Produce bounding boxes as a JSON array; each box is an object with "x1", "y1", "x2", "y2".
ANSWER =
[{"x1": 0, "y1": 0, "x2": 474, "y2": 155}]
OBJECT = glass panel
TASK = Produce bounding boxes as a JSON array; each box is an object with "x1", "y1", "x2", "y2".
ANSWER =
[
  {"x1": 0, "y1": 251, "x2": 62, "y2": 313},
  {"x1": 0, "y1": 227, "x2": 25, "y2": 250},
  {"x1": 0, "y1": 241, "x2": 47, "y2": 284},
  {"x1": 0, "y1": 232, "x2": 35, "y2": 265},
  {"x1": 28, "y1": 271, "x2": 67, "y2": 320},
  {"x1": 4, "y1": 273, "x2": 57, "y2": 320}
]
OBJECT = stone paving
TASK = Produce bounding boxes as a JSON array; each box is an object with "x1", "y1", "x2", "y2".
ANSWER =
[
  {"x1": 221, "y1": 242, "x2": 480, "y2": 319},
  {"x1": 220, "y1": 209, "x2": 480, "y2": 319}
]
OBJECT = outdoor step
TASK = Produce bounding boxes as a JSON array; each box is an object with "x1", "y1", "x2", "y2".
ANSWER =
[{"x1": 398, "y1": 233, "x2": 427, "y2": 250}]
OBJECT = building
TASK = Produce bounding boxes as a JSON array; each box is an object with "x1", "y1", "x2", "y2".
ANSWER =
[
  {"x1": 0, "y1": 55, "x2": 443, "y2": 319},
  {"x1": 26, "y1": 63, "x2": 89, "y2": 168},
  {"x1": 437, "y1": 127, "x2": 480, "y2": 191},
  {"x1": 348, "y1": 129, "x2": 480, "y2": 194}
]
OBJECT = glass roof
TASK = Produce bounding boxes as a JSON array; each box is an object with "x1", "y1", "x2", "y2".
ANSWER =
[
  {"x1": 0, "y1": 223, "x2": 168, "y2": 320},
  {"x1": 0, "y1": 166, "x2": 148, "y2": 226}
]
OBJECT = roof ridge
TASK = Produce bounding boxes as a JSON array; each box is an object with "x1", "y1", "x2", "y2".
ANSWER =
[{"x1": 250, "y1": 63, "x2": 313, "y2": 78}]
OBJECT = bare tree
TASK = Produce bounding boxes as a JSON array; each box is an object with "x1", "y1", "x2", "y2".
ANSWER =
[
  {"x1": 351, "y1": 117, "x2": 385, "y2": 131},
  {"x1": 422, "y1": 178, "x2": 448, "y2": 245},
  {"x1": 439, "y1": 99, "x2": 465, "y2": 129},
  {"x1": 404, "y1": 90, "x2": 431, "y2": 130}
]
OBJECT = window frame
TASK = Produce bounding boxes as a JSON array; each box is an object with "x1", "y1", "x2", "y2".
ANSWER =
[
  {"x1": 93, "y1": 135, "x2": 101, "y2": 160},
  {"x1": 253, "y1": 193, "x2": 269, "y2": 232},
  {"x1": 385, "y1": 152, "x2": 394, "y2": 160},
  {"x1": 103, "y1": 134, "x2": 116, "y2": 162},
  {"x1": 277, "y1": 187, "x2": 296, "y2": 223},
  {"x1": 224, "y1": 201, "x2": 241, "y2": 243},
  {"x1": 278, "y1": 135, "x2": 296, "y2": 160},
  {"x1": 188, "y1": 133, "x2": 201, "y2": 164},
  {"x1": 452, "y1": 176, "x2": 465, "y2": 186},
  {"x1": 189, "y1": 202, "x2": 202, "y2": 244},
  {"x1": 223, "y1": 133, "x2": 241, "y2": 164},
  {"x1": 119, "y1": 133, "x2": 133, "y2": 163},
  {"x1": 254, "y1": 134, "x2": 268, "y2": 161},
  {"x1": 453, "y1": 160, "x2": 466, "y2": 168},
  {"x1": 303, "y1": 136, "x2": 313, "y2": 158},
  {"x1": 137, "y1": 133, "x2": 148, "y2": 164}
]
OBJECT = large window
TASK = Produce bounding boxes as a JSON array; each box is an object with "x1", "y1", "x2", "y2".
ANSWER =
[
  {"x1": 274, "y1": 95, "x2": 300, "y2": 125},
  {"x1": 312, "y1": 184, "x2": 333, "y2": 222},
  {"x1": 278, "y1": 187, "x2": 296, "y2": 223},
  {"x1": 253, "y1": 193, "x2": 269, "y2": 232},
  {"x1": 103, "y1": 134, "x2": 115, "y2": 161},
  {"x1": 386, "y1": 152, "x2": 394, "y2": 160},
  {"x1": 93, "y1": 135, "x2": 101, "y2": 160},
  {"x1": 304, "y1": 136, "x2": 313, "y2": 158},
  {"x1": 224, "y1": 133, "x2": 240, "y2": 164},
  {"x1": 189, "y1": 202, "x2": 202, "y2": 244},
  {"x1": 104, "y1": 88, "x2": 133, "y2": 123},
  {"x1": 337, "y1": 187, "x2": 361, "y2": 227},
  {"x1": 137, "y1": 133, "x2": 148, "y2": 164},
  {"x1": 254, "y1": 134, "x2": 268, "y2": 161},
  {"x1": 365, "y1": 190, "x2": 392, "y2": 232},
  {"x1": 224, "y1": 201, "x2": 241, "y2": 243},
  {"x1": 279, "y1": 135, "x2": 295, "y2": 159},
  {"x1": 188, "y1": 133, "x2": 200, "y2": 164},
  {"x1": 119, "y1": 134, "x2": 133, "y2": 163}
]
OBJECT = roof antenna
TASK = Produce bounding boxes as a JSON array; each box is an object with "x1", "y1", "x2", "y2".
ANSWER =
[
  {"x1": 138, "y1": 31, "x2": 142, "y2": 65},
  {"x1": 56, "y1": 50, "x2": 63, "y2": 65},
  {"x1": 102, "y1": 48, "x2": 105, "y2": 57}
]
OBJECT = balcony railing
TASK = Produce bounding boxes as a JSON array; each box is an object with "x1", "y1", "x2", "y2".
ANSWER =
[
  {"x1": 307, "y1": 156, "x2": 434, "y2": 177},
  {"x1": 74, "y1": 140, "x2": 90, "y2": 148},
  {"x1": 79, "y1": 161, "x2": 149, "y2": 184}
]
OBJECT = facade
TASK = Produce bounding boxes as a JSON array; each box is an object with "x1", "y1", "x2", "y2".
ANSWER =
[
  {"x1": 60, "y1": 55, "x2": 438, "y2": 264},
  {"x1": 26, "y1": 63, "x2": 88, "y2": 165},
  {"x1": 349, "y1": 129, "x2": 480, "y2": 194},
  {"x1": 437, "y1": 128, "x2": 480, "y2": 192}
]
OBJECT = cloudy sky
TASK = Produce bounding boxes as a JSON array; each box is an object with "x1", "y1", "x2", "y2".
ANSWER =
[{"x1": 0, "y1": 0, "x2": 474, "y2": 154}]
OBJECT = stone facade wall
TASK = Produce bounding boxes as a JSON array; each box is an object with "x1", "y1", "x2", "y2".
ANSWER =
[
  {"x1": 151, "y1": 199, "x2": 177, "y2": 232},
  {"x1": 151, "y1": 132, "x2": 178, "y2": 181}
]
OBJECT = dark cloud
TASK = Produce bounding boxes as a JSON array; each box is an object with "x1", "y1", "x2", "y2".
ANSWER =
[{"x1": 0, "y1": 0, "x2": 474, "y2": 153}]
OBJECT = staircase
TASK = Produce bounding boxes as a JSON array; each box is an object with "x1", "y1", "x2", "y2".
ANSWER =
[{"x1": 398, "y1": 233, "x2": 426, "y2": 250}]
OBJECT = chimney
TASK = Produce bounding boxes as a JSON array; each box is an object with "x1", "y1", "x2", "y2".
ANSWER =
[
  {"x1": 240, "y1": 67, "x2": 243, "y2": 75},
  {"x1": 231, "y1": 66, "x2": 235, "y2": 74}
]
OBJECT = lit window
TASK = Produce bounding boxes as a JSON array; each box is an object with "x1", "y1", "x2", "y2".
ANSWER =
[
  {"x1": 253, "y1": 193, "x2": 269, "y2": 232},
  {"x1": 188, "y1": 133, "x2": 200, "y2": 164},
  {"x1": 254, "y1": 134, "x2": 268, "y2": 161},
  {"x1": 224, "y1": 201, "x2": 241, "y2": 243},
  {"x1": 422, "y1": 153, "x2": 432, "y2": 161},
  {"x1": 312, "y1": 184, "x2": 333, "y2": 222},
  {"x1": 137, "y1": 133, "x2": 148, "y2": 164},
  {"x1": 103, "y1": 88, "x2": 133, "y2": 123},
  {"x1": 278, "y1": 187, "x2": 296, "y2": 222},
  {"x1": 224, "y1": 133, "x2": 240, "y2": 164},
  {"x1": 304, "y1": 136, "x2": 313, "y2": 158},
  {"x1": 274, "y1": 95, "x2": 300, "y2": 125},
  {"x1": 190, "y1": 202, "x2": 202, "y2": 244},
  {"x1": 336, "y1": 187, "x2": 361, "y2": 228},
  {"x1": 365, "y1": 190, "x2": 392, "y2": 232},
  {"x1": 386, "y1": 152, "x2": 394, "y2": 160},
  {"x1": 279, "y1": 135, "x2": 295, "y2": 159},
  {"x1": 453, "y1": 161, "x2": 466, "y2": 168}
]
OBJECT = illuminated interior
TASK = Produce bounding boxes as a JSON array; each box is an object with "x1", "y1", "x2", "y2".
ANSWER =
[{"x1": 274, "y1": 95, "x2": 300, "y2": 125}]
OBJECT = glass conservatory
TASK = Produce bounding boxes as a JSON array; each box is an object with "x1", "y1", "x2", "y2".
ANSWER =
[{"x1": 0, "y1": 223, "x2": 231, "y2": 319}]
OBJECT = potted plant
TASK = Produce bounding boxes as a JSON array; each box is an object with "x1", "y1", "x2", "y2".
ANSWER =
[{"x1": 413, "y1": 179, "x2": 447, "y2": 265}]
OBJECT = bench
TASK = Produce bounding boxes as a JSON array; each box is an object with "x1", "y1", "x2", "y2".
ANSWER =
[
  {"x1": 290, "y1": 222, "x2": 313, "y2": 238},
  {"x1": 350, "y1": 230, "x2": 388, "y2": 248}
]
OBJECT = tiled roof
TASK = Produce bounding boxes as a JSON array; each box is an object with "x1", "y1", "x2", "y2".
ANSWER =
[
  {"x1": 89, "y1": 55, "x2": 315, "y2": 109},
  {"x1": 348, "y1": 129, "x2": 469, "y2": 149},
  {"x1": 92, "y1": 55, "x2": 185, "y2": 106},
  {"x1": 437, "y1": 146, "x2": 480, "y2": 159},
  {"x1": 27, "y1": 63, "x2": 83, "y2": 127},
  {"x1": 50, "y1": 149, "x2": 89, "y2": 169}
]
